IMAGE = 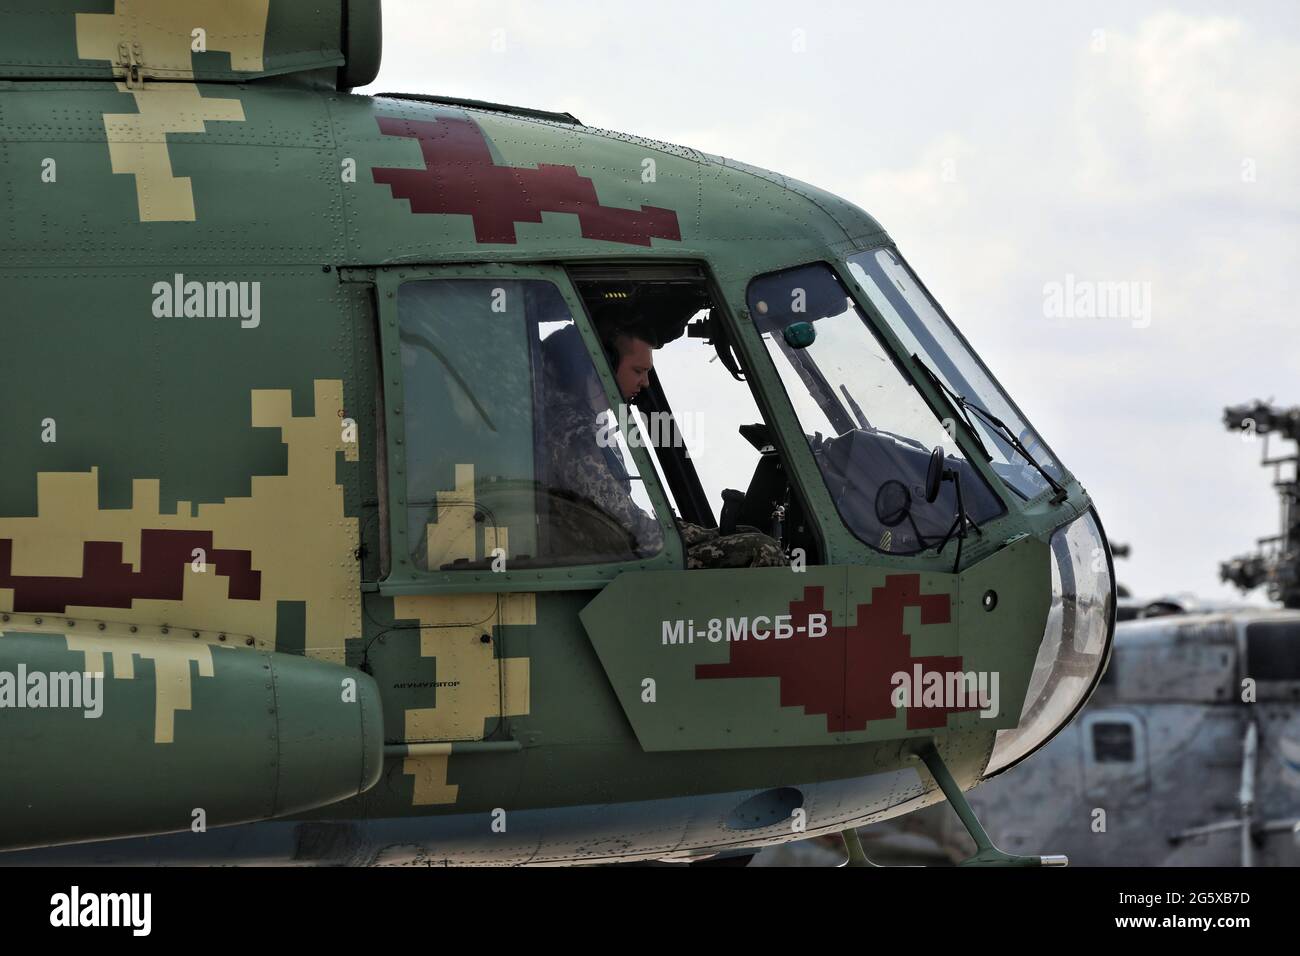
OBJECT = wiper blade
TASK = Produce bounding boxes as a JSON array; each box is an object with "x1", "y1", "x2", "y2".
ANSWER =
[
  {"x1": 911, "y1": 353, "x2": 1068, "y2": 506},
  {"x1": 911, "y1": 353, "x2": 991, "y2": 461},
  {"x1": 963, "y1": 400, "x2": 1069, "y2": 505}
]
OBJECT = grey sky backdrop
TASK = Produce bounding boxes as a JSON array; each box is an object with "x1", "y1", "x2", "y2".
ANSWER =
[{"x1": 366, "y1": 0, "x2": 1300, "y2": 606}]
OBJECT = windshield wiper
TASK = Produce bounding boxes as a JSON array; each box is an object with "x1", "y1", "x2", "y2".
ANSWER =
[
  {"x1": 911, "y1": 353, "x2": 1069, "y2": 506},
  {"x1": 914, "y1": 357, "x2": 991, "y2": 461}
]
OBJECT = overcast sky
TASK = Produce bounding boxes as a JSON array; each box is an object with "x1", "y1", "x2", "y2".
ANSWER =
[{"x1": 368, "y1": 1, "x2": 1300, "y2": 606}]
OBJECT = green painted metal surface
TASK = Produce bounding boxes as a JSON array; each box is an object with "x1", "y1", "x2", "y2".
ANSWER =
[
  {"x1": 581, "y1": 536, "x2": 1049, "y2": 751},
  {"x1": 0, "y1": 0, "x2": 351, "y2": 82},
  {"x1": 0, "y1": 629, "x2": 382, "y2": 851},
  {"x1": 0, "y1": 1, "x2": 1108, "y2": 861}
]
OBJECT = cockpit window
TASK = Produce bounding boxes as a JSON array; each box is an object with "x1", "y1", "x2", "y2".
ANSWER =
[
  {"x1": 569, "y1": 268, "x2": 820, "y2": 565},
  {"x1": 398, "y1": 278, "x2": 664, "y2": 571},
  {"x1": 846, "y1": 249, "x2": 1066, "y2": 500},
  {"x1": 747, "y1": 263, "x2": 1003, "y2": 555}
]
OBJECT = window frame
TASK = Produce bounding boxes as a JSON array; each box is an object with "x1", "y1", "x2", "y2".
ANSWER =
[
  {"x1": 1082, "y1": 711, "x2": 1145, "y2": 767},
  {"x1": 372, "y1": 262, "x2": 684, "y2": 595},
  {"x1": 1089, "y1": 720, "x2": 1136, "y2": 763},
  {"x1": 566, "y1": 262, "x2": 810, "y2": 537},
  {"x1": 740, "y1": 259, "x2": 1009, "y2": 558},
  {"x1": 843, "y1": 247, "x2": 1074, "y2": 505},
  {"x1": 1243, "y1": 618, "x2": 1300, "y2": 683}
]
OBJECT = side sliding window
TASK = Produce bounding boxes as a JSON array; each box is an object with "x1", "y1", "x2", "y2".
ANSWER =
[{"x1": 379, "y1": 270, "x2": 678, "y2": 591}]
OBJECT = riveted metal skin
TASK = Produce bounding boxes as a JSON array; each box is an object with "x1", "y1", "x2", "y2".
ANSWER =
[{"x1": 0, "y1": 1, "x2": 1112, "y2": 865}]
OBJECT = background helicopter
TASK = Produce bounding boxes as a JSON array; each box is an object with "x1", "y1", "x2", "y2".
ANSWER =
[{"x1": 797, "y1": 401, "x2": 1300, "y2": 868}]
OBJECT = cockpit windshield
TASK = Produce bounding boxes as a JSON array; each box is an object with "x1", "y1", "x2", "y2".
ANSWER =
[
  {"x1": 747, "y1": 263, "x2": 1004, "y2": 555},
  {"x1": 846, "y1": 249, "x2": 1067, "y2": 501}
]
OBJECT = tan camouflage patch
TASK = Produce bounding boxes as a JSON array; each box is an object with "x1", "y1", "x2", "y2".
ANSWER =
[
  {"x1": 0, "y1": 624, "x2": 218, "y2": 745},
  {"x1": 424, "y1": 463, "x2": 519, "y2": 572},
  {"x1": 65, "y1": 633, "x2": 215, "y2": 744},
  {"x1": 0, "y1": 380, "x2": 360, "y2": 670},
  {"x1": 395, "y1": 592, "x2": 532, "y2": 807},
  {"x1": 404, "y1": 750, "x2": 458, "y2": 807},
  {"x1": 399, "y1": 463, "x2": 532, "y2": 806},
  {"x1": 75, "y1": 0, "x2": 269, "y2": 221},
  {"x1": 425, "y1": 464, "x2": 478, "y2": 571},
  {"x1": 76, "y1": 0, "x2": 271, "y2": 78},
  {"x1": 101, "y1": 82, "x2": 245, "y2": 222}
]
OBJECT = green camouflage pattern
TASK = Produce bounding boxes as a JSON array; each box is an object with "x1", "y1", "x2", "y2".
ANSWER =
[{"x1": 0, "y1": 0, "x2": 1109, "y2": 864}]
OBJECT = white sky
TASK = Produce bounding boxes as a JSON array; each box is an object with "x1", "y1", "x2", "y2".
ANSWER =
[{"x1": 368, "y1": 0, "x2": 1300, "y2": 606}]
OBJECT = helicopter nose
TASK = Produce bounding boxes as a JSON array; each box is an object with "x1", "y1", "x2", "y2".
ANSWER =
[{"x1": 983, "y1": 508, "x2": 1116, "y2": 777}]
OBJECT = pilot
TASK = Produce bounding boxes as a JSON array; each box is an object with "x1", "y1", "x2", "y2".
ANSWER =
[
  {"x1": 541, "y1": 320, "x2": 786, "y2": 570},
  {"x1": 541, "y1": 324, "x2": 665, "y2": 559}
]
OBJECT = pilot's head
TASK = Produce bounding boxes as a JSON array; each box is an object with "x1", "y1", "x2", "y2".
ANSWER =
[{"x1": 603, "y1": 325, "x2": 655, "y2": 402}]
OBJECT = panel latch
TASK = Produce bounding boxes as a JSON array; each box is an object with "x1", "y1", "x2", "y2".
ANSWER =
[{"x1": 116, "y1": 41, "x2": 146, "y2": 89}]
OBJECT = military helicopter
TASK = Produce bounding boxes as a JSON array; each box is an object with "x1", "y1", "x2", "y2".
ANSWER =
[
  {"x1": 876, "y1": 606, "x2": 1300, "y2": 868},
  {"x1": 0, "y1": 0, "x2": 1114, "y2": 866},
  {"x1": 1221, "y1": 401, "x2": 1300, "y2": 612},
  {"x1": 850, "y1": 402, "x2": 1300, "y2": 867}
]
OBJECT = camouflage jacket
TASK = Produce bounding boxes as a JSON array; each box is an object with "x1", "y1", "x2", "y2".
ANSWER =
[{"x1": 544, "y1": 399, "x2": 664, "y2": 558}]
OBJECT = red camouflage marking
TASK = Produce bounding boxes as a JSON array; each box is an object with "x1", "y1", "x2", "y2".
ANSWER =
[
  {"x1": 371, "y1": 115, "x2": 683, "y2": 246},
  {"x1": 0, "y1": 530, "x2": 261, "y2": 613},
  {"x1": 696, "y1": 575, "x2": 977, "y2": 733}
]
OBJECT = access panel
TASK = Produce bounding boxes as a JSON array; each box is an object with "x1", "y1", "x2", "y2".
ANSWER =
[{"x1": 580, "y1": 535, "x2": 1050, "y2": 751}]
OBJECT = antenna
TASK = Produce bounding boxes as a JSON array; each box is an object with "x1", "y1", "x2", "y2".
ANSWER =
[{"x1": 1222, "y1": 401, "x2": 1300, "y2": 608}]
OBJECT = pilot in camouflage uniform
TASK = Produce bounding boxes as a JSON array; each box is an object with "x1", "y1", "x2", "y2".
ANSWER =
[
  {"x1": 543, "y1": 395, "x2": 665, "y2": 560},
  {"x1": 541, "y1": 324, "x2": 787, "y2": 570}
]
